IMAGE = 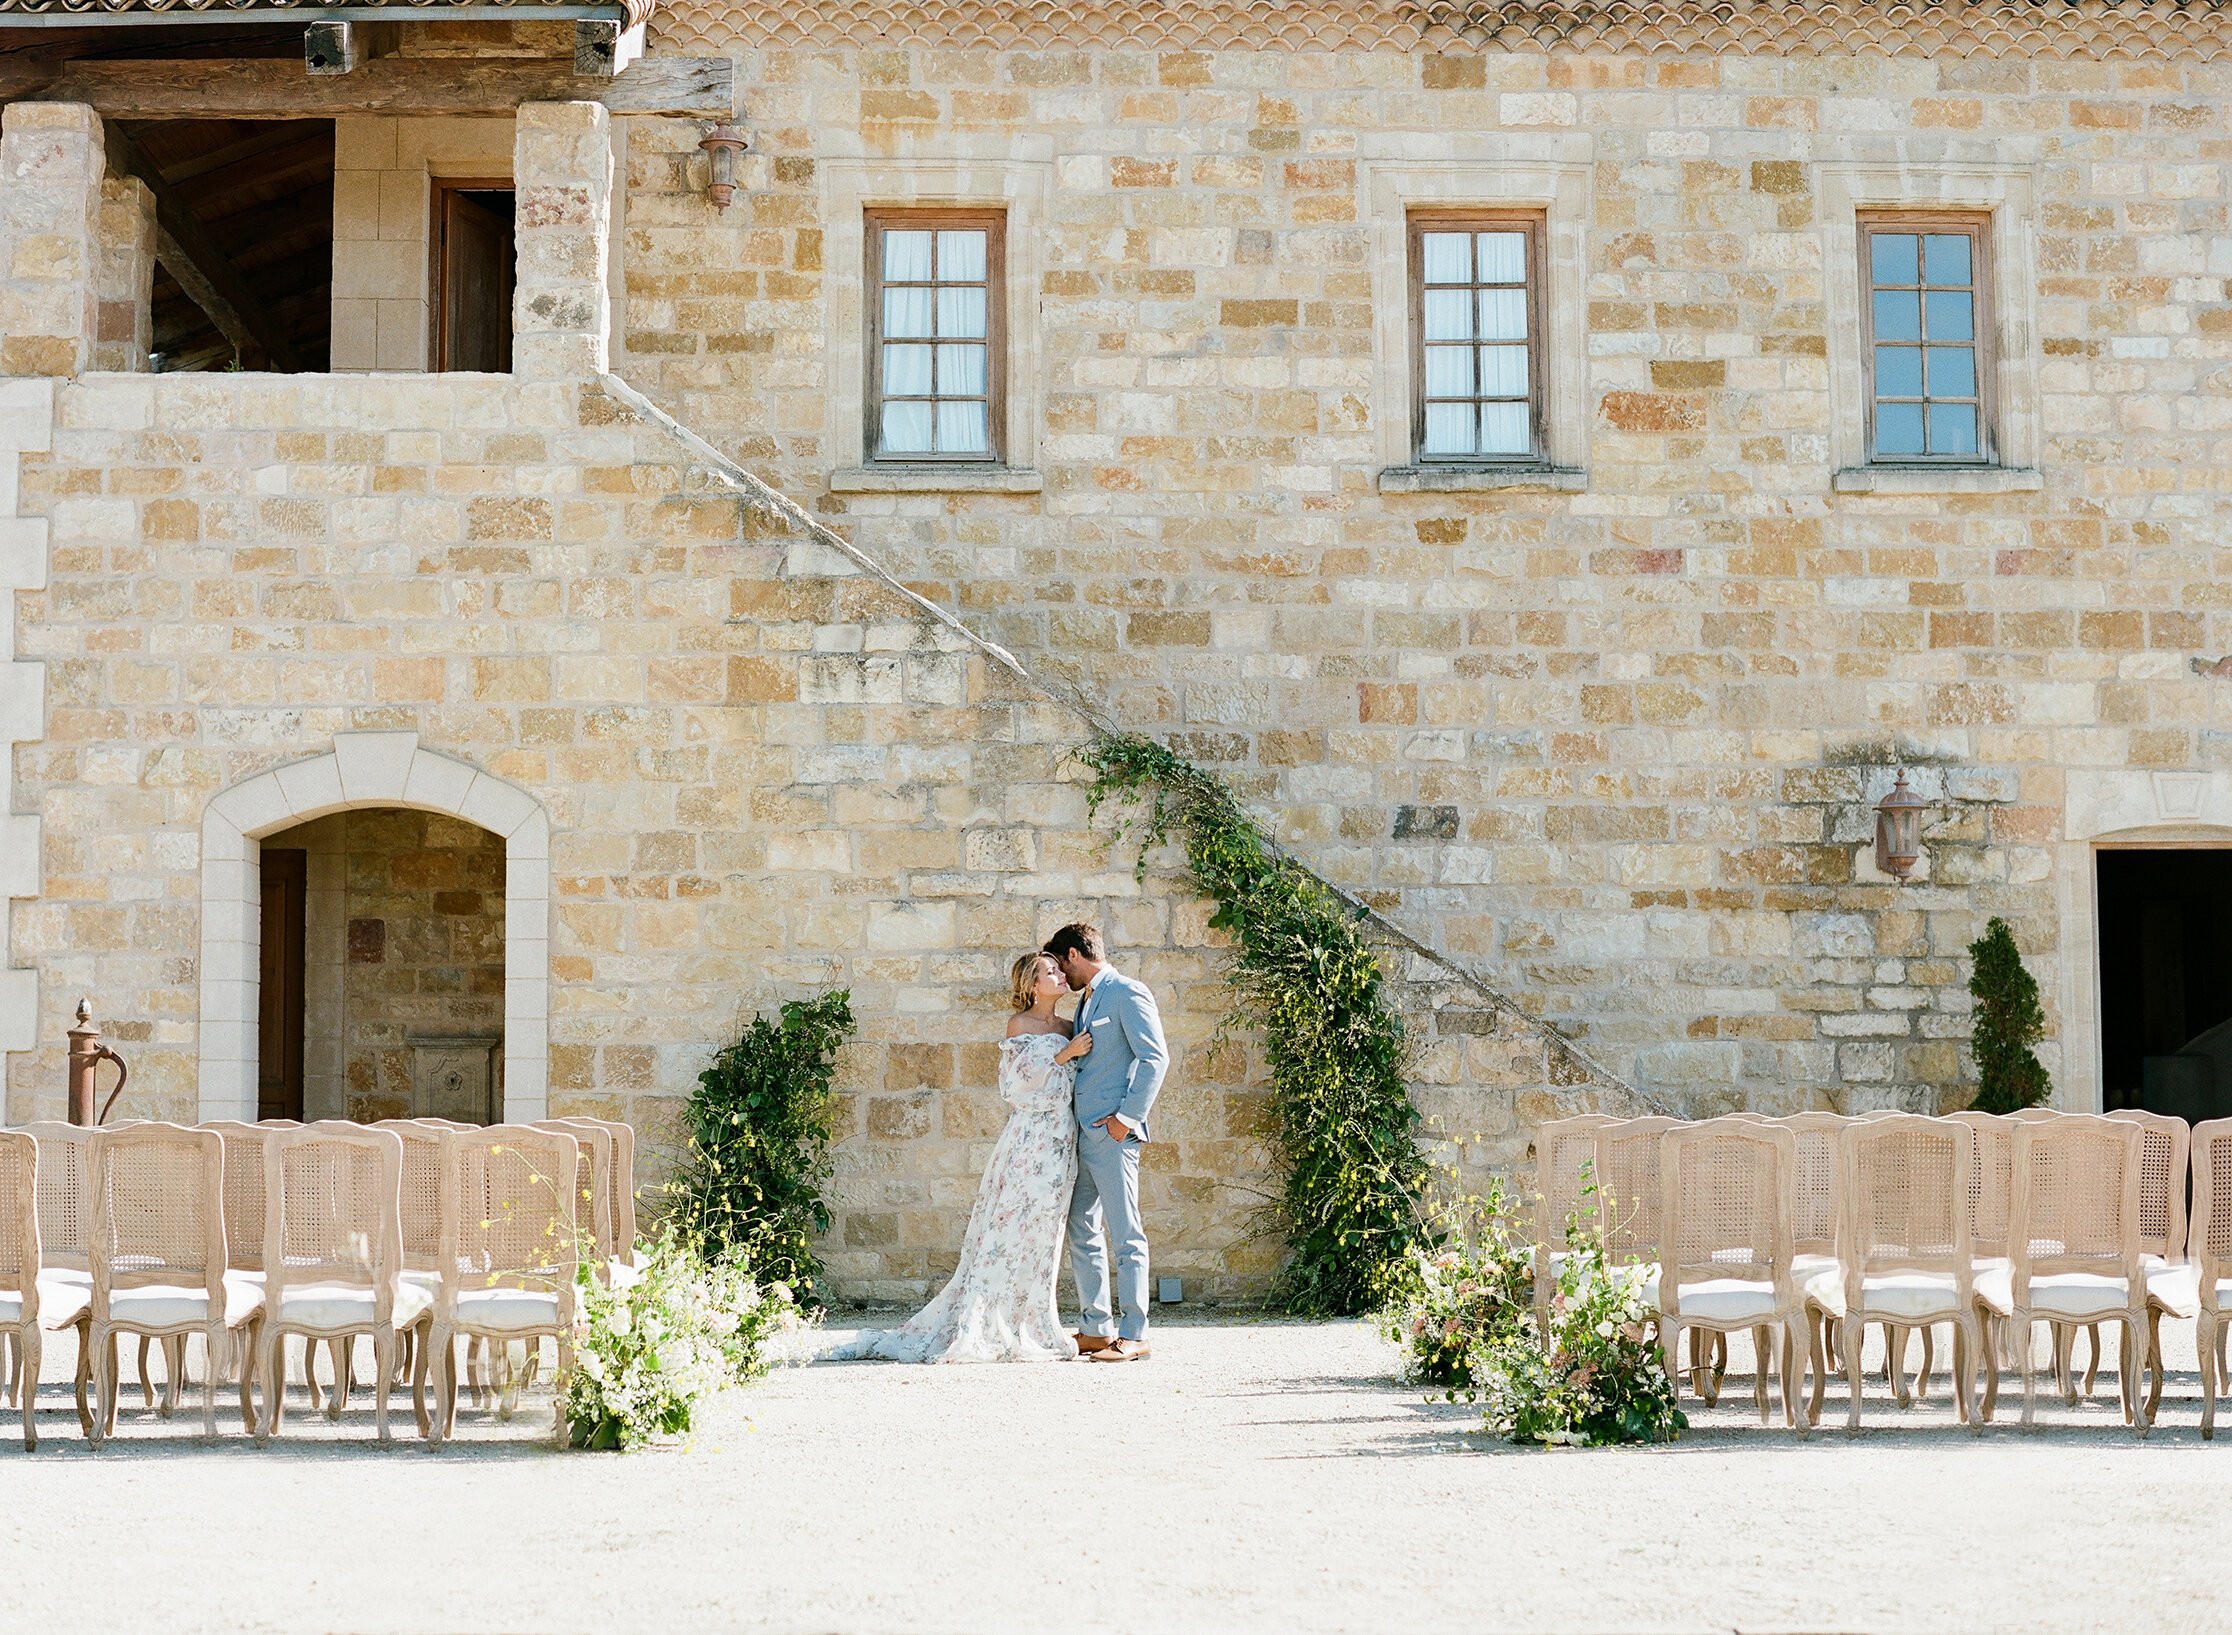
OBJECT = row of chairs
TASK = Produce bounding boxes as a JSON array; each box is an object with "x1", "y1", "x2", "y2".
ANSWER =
[
  {"x1": 0, "y1": 1113, "x2": 637, "y2": 1450},
  {"x1": 1536, "y1": 1107, "x2": 2231, "y2": 1435}
]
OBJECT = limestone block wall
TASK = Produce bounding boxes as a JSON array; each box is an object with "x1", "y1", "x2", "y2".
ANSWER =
[
  {"x1": 607, "y1": 10, "x2": 2232, "y2": 1120},
  {"x1": 7, "y1": 368, "x2": 1487, "y2": 1298}
]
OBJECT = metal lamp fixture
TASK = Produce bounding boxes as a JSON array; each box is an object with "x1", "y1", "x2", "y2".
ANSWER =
[
  {"x1": 698, "y1": 121, "x2": 749, "y2": 209},
  {"x1": 1875, "y1": 769, "x2": 1925, "y2": 881}
]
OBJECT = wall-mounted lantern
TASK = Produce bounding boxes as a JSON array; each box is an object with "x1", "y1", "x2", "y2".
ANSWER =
[
  {"x1": 699, "y1": 122, "x2": 749, "y2": 210},
  {"x1": 1875, "y1": 769, "x2": 1925, "y2": 881}
]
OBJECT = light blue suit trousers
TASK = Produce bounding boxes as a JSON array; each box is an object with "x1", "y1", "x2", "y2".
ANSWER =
[{"x1": 1065, "y1": 968, "x2": 1168, "y2": 1343}]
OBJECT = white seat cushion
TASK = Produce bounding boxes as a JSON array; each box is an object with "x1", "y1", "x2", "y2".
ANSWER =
[
  {"x1": 1792, "y1": 1252, "x2": 1838, "y2": 1281},
  {"x1": 0, "y1": 1270, "x2": 93, "y2": 1329},
  {"x1": 1674, "y1": 1277, "x2": 1785, "y2": 1324},
  {"x1": 274, "y1": 1279, "x2": 432, "y2": 1332},
  {"x1": 452, "y1": 1286, "x2": 562, "y2": 1333},
  {"x1": 2146, "y1": 1262, "x2": 2200, "y2": 1320},
  {"x1": 1840, "y1": 1270, "x2": 1971, "y2": 1323},
  {"x1": 1974, "y1": 1266, "x2": 2136, "y2": 1321},
  {"x1": 106, "y1": 1271, "x2": 264, "y2": 1329}
]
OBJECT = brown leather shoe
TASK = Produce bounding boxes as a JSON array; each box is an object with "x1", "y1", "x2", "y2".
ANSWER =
[
  {"x1": 1089, "y1": 1339, "x2": 1152, "y2": 1363},
  {"x1": 1072, "y1": 1332, "x2": 1116, "y2": 1355}
]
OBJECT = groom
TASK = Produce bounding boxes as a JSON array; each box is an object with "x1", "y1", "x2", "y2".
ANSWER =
[{"x1": 1046, "y1": 921, "x2": 1168, "y2": 1363}]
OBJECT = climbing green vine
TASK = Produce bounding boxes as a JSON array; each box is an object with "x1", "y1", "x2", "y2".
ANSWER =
[{"x1": 1080, "y1": 733, "x2": 1431, "y2": 1316}]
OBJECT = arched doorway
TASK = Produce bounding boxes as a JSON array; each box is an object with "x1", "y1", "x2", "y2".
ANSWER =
[{"x1": 197, "y1": 732, "x2": 549, "y2": 1123}]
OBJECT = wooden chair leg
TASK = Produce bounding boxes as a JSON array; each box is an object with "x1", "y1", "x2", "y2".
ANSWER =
[
  {"x1": 1979, "y1": 1312, "x2": 2002, "y2": 1423},
  {"x1": 72, "y1": 1321, "x2": 92, "y2": 1440},
  {"x1": 2144, "y1": 1308, "x2": 2166, "y2": 1427},
  {"x1": 1843, "y1": 1312, "x2": 1865, "y2": 1434},
  {"x1": 1806, "y1": 1313, "x2": 1827, "y2": 1428},
  {"x1": 412, "y1": 1318, "x2": 434, "y2": 1442},
  {"x1": 17, "y1": 1325, "x2": 37, "y2": 1451},
  {"x1": 373, "y1": 1330, "x2": 395, "y2": 1445},
  {"x1": 2084, "y1": 1322, "x2": 2104, "y2": 1400},
  {"x1": 2205, "y1": 1313, "x2": 2222, "y2": 1441},
  {"x1": 2018, "y1": 1315, "x2": 2038, "y2": 1430},
  {"x1": 1914, "y1": 1323, "x2": 1935, "y2": 1402},
  {"x1": 1951, "y1": 1318, "x2": 1975, "y2": 1431},
  {"x1": 235, "y1": 1320, "x2": 260, "y2": 1435}
]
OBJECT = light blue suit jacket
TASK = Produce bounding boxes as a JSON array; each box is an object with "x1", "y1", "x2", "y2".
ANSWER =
[{"x1": 1068, "y1": 967, "x2": 1170, "y2": 1140}]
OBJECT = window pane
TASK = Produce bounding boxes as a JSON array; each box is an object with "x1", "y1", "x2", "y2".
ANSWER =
[
  {"x1": 1420, "y1": 232, "x2": 1470, "y2": 284},
  {"x1": 937, "y1": 285, "x2": 987, "y2": 339},
  {"x1": 882, "y1": 229, "x2": 933, "y2": 282},
  {"x1": 1479, "y1": 343, "x2": 1528, "y2": 397},
  {"x1": 1870, "y1": 233, "x2": 1917, "y2": 287},
  {"x1": 1478, "y1": 287, "x2": 1527, "y2": 342},
  {"x1": 1476, "y1": 231, "x2": 1525, "y2": 283},
  {"x1": 1423, "y1": 289, "x2": 1472, "y2": 341},
  {"x1": 881, "y1": 399, "x2": 933, "y2": 455},
  {"x1": 1872, "y1": 290, "x2": 1920, "y2": 342},
  {"x1": 883, "y1": 286, "x2": 933, "y2": 339},
  {"x1": 1927, "y1": 401, "x2": 1978, "y2": 456},
  {"x1": 1422, "y1": 401, "x2": 1474, "y2": 455},
  {"x1": 936, "y1": 343, "x2": 986, "y2": 396},
  {"x1": 1479, "y1": 401, "x2": 1529, "y2": 455},
  {"x1": 1925, "y1": 289, "x2": 1974, "y2": 343},
  {"x1": 1923, "y1": 232, "x2": 1972, "y2": 286},
  {"x1": 1875, "y1": 400, "x2": 1924, "y2": 456},
  {"x1": 1423, "y1": 344, "x2": 1472, "y2": 398},
  {"x1": 936, "y1": 229, "x2": 986, "y2": 283},
  {"x1": 936, "y1": 399, "x2": 989, "y2": 454},
  {"x1": 1874, "y1": 345, "x2": 1922, "y2": 398},
  {"x1": 1925, "y1": 344, "x2": 1976, "y2": 399},
  {"x1": 883, "y1": 343, "x2": 933, "y2": 396}
]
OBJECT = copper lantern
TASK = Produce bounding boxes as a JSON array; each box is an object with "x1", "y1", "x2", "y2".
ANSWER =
[
  {"x1": 698, "y1": 122, "x2": 749, "y2": 209},
  {"x1": 1875, "y1": 769, "x2": 1925, "y2": 881}
]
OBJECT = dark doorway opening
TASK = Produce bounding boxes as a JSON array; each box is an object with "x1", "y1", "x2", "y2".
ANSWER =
[
  {"x1": 257, "y1": 846, "x2": 307, "y2": 1121},
  {"x1": 431, "y1": 183, "x2": 515, "y2": 373},
  {"x1": 2097, "y1": 848, "x2": 2232, "y2": 1119}
]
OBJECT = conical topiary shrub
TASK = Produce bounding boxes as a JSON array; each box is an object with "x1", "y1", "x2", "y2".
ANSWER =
[{"x1": 1968, "y1": 916, "x2": 2049, "y2": 1113}]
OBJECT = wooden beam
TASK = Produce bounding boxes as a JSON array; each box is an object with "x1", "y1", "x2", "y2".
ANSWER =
[
  {"x1": 104, "y1": 125, "x2": 302, "y2": 373},
  {"x1": 29, "y1": 53, "x2": 732, "y2": 117}
]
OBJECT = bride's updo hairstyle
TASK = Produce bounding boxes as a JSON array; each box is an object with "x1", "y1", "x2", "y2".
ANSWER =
[{"x1": 1009, "y1": 951, "x2": 1054, "y2": 1012}]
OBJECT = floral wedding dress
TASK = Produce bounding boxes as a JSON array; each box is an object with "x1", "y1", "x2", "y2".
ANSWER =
[{"x1": 829, "y1": 1031, "x2": 1080, "y2": 1363}]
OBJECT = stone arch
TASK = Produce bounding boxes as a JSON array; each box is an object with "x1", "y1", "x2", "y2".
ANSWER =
[
  {"x1": 197, "y1": 731, "x2": 549, "y2": 1122},
  {"x1": 2055, "y1": 770, "x2": 2232, "y2": 1114}
]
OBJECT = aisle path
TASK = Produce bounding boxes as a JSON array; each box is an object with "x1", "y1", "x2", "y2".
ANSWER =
[{"x1": 3, "y1": 1316, "x2": 2229, "y2": 1632}]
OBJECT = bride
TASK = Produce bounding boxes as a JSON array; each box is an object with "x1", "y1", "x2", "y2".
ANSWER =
[{"x1": 829, "y1": 951, "x2": 1094, "y2": 1363}]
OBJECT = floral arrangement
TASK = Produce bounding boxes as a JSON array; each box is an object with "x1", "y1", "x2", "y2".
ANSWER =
[
  {"x1": 1377, "y1": 1178, "x2": 1534, "y2": 1393},
  {"x1": 561, "y1": 1234, "x2": 808, "y2": 1451},
  {"x1": 1379, "y1": 1169, "x2": 1687, "y2": 1447},
  {"x1": 1471, "y1": 1224, "x2": 1686, "y2": 1447}
]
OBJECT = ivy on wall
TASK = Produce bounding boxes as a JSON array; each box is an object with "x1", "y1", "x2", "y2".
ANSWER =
[{"x1": 1080, "y1": 733, "x2": 1432, "y2": 1316}]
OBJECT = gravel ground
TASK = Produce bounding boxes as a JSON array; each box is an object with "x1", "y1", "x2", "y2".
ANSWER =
[{"x1": 4, "y1": 1315, "x2": 2231, "y2": 1634}]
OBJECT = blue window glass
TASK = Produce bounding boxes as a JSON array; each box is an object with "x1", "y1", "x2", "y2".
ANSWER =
[{"x1": 1867, "y1": 221, "x2": 1984, "y2": 462}]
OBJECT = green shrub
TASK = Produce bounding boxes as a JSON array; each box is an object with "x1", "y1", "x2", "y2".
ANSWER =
[
  {"x1": 667, "y1": 990, "x2": 854, "y2": 1298},
  {"x1": 1968, "y1": 917, "x2": 2049, "y2": 1113},
  {"x1": 1081, "y1": 733, "x2": 1431, "y2": 1316}
]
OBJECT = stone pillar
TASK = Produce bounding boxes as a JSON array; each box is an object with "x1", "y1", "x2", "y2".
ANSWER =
[
  {"x1": 0, "y1": 103, "x2": 107, "y2": 377},
  {"x1": 93, "y1": 173, "x2": 155, "y2": 372},
  {"x1": 511, "y1": 101, "x2": 612, "y2": 378}
]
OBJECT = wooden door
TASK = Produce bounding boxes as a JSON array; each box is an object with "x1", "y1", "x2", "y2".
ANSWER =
[
  {"x1": 257, "y1": 848, "x2": 307, "y2": 1122},
  {"x1": 432, "y1": 184, "x2": 516, "y2": 372}
]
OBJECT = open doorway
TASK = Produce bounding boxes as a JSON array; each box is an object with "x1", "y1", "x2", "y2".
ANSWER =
[
  {"x1": 253, "y1": 809, "x2": 506, "y2": 1123},
  {"x1": 2096, "y1": 848, "x2": 2232, "y2": 1119},
  {"x1": 431, "y1": 181, "x2": 515, "y2": 372}
]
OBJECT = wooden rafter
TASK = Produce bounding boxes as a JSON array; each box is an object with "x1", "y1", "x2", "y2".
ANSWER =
[
  {"x1": 3, "y1": 51, "x2": 731, "y2": 116},
  {"x1": 104, "y1": 122, "x2": 302, "y2": 371}
]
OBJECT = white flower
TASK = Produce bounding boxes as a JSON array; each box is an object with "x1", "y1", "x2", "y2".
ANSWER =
[
  {"x1": 1595, "y1": 1320, "x2": 1615, "y2": 1339},
  {"x1": 610, "y1": 1256, "x2": 644, "y2": 1290}
]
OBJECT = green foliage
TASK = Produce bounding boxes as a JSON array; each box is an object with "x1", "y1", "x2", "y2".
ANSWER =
[
  {"x1": 1968, "y1": 916, "x2": 2049, "y2": 1113},
  {"x1": 1377, "y1": 1178, "x2": 1534, "y2": 1392},
  {"x1": 1080, "y1": 732, "x2": 1431, "y2": 1316},
  {"x1": 667, "y1": 990, "x2": 855, "y2": 1298}
]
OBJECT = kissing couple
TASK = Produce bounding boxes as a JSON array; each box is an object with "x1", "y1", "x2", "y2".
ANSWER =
[{"x1": 830, "y1": 921, "x2": 1169, "y2": 1365}]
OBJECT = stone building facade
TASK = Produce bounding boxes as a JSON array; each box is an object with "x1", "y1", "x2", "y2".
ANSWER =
[{"x1": 1, "y1": 0, "x2": 2230, "y2": 1299}]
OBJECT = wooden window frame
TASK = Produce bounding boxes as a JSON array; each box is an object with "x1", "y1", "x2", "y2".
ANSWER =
[
  {"x1": 864, "y1": 207, "x2": 1007, "y2": 466},
  {"x1": 1858, "y1": 210, "x2": 1995, "y2": 466},
  {"x1": 429, "y1": 176, "x2": 516, "y2": 374},
  {"x1": 1408, "y1": 209, "x2": 1548, "y2": 467}
]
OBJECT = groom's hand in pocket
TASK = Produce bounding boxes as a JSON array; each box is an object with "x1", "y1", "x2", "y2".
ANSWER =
[{"x1": 1095, "y1": 1113, "x2": 1133, "y2": 1143}]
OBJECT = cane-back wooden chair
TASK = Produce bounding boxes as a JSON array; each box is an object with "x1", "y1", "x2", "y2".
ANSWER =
[{"x1": 84, "y1": 1123, "x2": 261, "y2": 1443}]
